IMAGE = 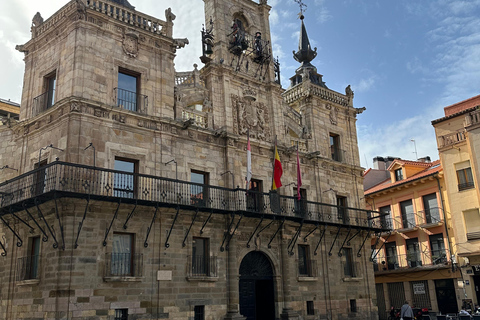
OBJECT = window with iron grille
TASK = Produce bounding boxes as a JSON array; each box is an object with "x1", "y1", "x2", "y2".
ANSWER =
[
  {"x1": 457, "y1": 167, "x2": 474, "y2": 191},
  {"x1": 379, "y1": 205, "x2": 392, "y2": 228},
  {"x1": 114, "y1": 158, "x2": 138, "y2": 198},
  {"x1": 111, "y1": 233, "x2": 134, "y2": 276},
  {"x1": 329, "y1": 133, "x2": 341, "y2": 162},
  {"x1": 45, "y1": 71, "x2": 56, "y2": 109},
  {"x1": 17, "y1": 236, "x2": 40, "y2": 281},
  {"x1": 298, "y1": 244, "x2": 312, "y2": 276},
  {"x1": 343, "y1": 248, "x2": 355, "y2": 277},
  {"x1": 410, "y1": 280, "x2": 431, "y2": 309},
  {"x1": 400, "y1": 199, "x2": 414, "y2": 228},
  {"x1": 192, "y1": 237, "x2": 209, "y2": 276},
  {"x1": 194, "y1": 305, "x2": 205, "y2": 320},
  {"x1": 306, "y1": 301, "x2": 314, "y2": 315},
  {"x1": 117, "y1": 69, "x2": 140, "y2": 112},
  {"x1": 114, "y1": 309, "x2": 128, "y2": 320},
  {"x1": 191, "y1": 170, "x2": 209, "y2": 206},
  {"x1": 336, "y1": 195, "x2": 347, "y2": 224}
]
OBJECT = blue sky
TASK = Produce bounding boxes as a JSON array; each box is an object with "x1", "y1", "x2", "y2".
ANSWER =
[{"x1": 1, "y1": 0, "x2": 480, "y2": 168}]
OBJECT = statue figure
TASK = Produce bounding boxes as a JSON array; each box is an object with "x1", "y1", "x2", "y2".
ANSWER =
[
  {"x1": 165, "y1": 8, "x2": 176, "y2": 23},
  {"x1": 32, "y1": 12, "x2": 44, "y2": 27}
]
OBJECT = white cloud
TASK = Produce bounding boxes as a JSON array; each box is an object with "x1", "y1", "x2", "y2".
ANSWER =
[{"x1": 354, "y1": 77, "x2": 375, "y2": 92}]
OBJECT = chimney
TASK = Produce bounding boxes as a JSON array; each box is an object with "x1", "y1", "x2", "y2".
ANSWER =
[
  {"x1": 418, "y1": 156, "x2": 431, "y2": 163},
  {"x1": 373, "y1": 156, "x2": 385, "y2": 170}
]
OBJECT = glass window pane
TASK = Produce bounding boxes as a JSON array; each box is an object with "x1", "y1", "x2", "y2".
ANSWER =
[{"x1": 118, "y1": 72, "x2": 137, "y2": 93}]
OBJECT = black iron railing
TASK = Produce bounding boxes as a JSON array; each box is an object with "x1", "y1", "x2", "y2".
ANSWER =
[
  {"x1": 32, "y1": 89, "x2": 55, "y2": 116},
  {"x1": 105, "y1": 253, "x2": 143, "y2": 277},
  {"x1": 459, "y1": 181, "x2": 475, "y2": 191},
  {"x1": 188, "y1": 255, "x2": 218, "y2": 277},
  {"x1": 17, "y1": 255, "x2": 40, "y2": 281},
  {"x1": 0, "y1": 161, "x2": 387, "y2": 231},
  {"x1": 114, "y1": 87, "x2": 147, "y2": 113}
]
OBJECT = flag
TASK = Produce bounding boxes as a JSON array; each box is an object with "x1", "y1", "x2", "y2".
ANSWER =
[
  {"x1": 296, "y1": 147, "x2": 302, "y2": 200},
  {"x1": 246, "y1": 134, "x2": 252, "y2": 189},
  {"x1": 272, "y1": 143, "x2": 283, "y2": 190}
]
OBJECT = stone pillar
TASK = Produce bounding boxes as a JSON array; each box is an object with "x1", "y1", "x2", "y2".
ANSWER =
[
  {"x1": 280, "y1": 229, "x2": 300, "y2": 320},
  {"x1": 224, "y1": 236, "x2": 245, "y2": 320}
]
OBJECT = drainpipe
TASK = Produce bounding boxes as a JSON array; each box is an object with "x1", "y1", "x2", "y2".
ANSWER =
[{"x1": 435, "y1": 175, "x2": 454, "y2": 270}]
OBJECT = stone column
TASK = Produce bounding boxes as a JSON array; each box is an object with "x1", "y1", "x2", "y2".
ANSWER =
[
  {"x1": 280, "y1": 229, "x2": 300, "y2": 320},
  {"x1": 224, "y1": 235, "x2": 245, "y2": 320}
]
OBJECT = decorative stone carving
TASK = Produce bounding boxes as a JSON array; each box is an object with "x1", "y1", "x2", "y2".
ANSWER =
[
  {"x1": 165, "y1": 8, "x2": 176, "y2": 23},
  {"x1": 173, "y1": 38, "x2": 189, "y2": 49},
  {"x1": 112, "y1": 114, "x2": 125, "y2": 123},
  {"x1": 123, "y1": 30, "x2": 139, "y2": 58},
  {"x1": 329, "y1": 107, "x2": 338, "y2": 125},
  {"x1": 76, "y1": 0, "x2": 87, "y2": 20},
  {"x1": 232, "y1": 95, "x2": 270, "y2": 141},
  {"x1": 32, "y1": 12, "x2": 44, "y2": 27},
  {"x1": 71, "y1": 102, "x2": 81, "y2": 112}
]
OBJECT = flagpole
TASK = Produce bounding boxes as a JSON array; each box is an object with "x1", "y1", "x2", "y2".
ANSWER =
[
  {"x1": 246, "y1": 129, "x2": 251, "y2": 191},
  {"x1": 271, "y1": 135, "x2": 277, "y2": 191}
]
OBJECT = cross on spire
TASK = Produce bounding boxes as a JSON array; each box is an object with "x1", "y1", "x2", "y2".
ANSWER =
[{"x1": 294, "y1": 0, "x2": 307, "y2": 19}]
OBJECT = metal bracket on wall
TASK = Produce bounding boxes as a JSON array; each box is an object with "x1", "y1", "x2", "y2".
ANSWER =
[
  {"x1": 371, "y1": 231, "x2": 391, "y2": 261},
  {"x1": 247, "y1": 216, "x2": 264, "y2": 248},
  {"x1": 0, "y1": 216, "x2": 23, "y2": 247},
  {"x1": 338, "y1": 227, "x2": 352, "y2": 257},
  {"x1": 0, "y1": 236, "x2": 6, "y2": 256},
  {"x1": 346, "y1": 229, "x2": 361, "y2": 246},
  {"x1": 200, "y1": 211, "x2": 213, "y2": 234},
  {"x1": 183, "y1": 208, "x2": 199, "y2": 247},
  {"x1": 144, "y1": 204, "x2": 159, "y2": 248},
  {"x1": 268, "y1": 218, "x2": 285, "y2": 249},
  {"x1": 257, "y1": 219, "x2": 274, "y2": 237},
  {"x1": 314, "y1": 225, "x2": 327, "y2": 256},
  {"x1": 165, "y1": 206, "x2": 180, "y2": 249},
  {"x1": 220, "y1": 213, "x2": 236, "y2": 252},
  {"x1": 122, "y1": 201, "x2": 137, "y2": 230},
  {"x1": 303, "y1": 224, "x2": 319, "y2": 242},
  {"x1": 74, "y1": 195, "x2": 90, "y2": 249},
  {"x1": 53, "y1": 193, "x2": 65, "y2": 250},
  {"x1": 35, "y1": 198, "x2": 59, "y2": 249},
  {"x1": 328, "y1": 226, "x2": 342, "y2": 256},
  {"x1": 288, "y1": 221, "x2": 304, "y2": 255},
  {"x1": 23, "y1": 203, "x2": 48, "y2": 242},
  {"x1": 103, "y1": 199, "x2": 121, "y2": 247},
  {"x1": 10, "y1": 208, "x2": 34, "y2": 234},
  {"x1": 357, "y1": 231, "x2": 371, "y2": 258},
  {"x1": 225, "y1": 214, "x2": 243, "y2": 251}
]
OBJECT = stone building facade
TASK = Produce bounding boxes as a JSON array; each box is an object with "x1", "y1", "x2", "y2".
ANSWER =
[{"x1": 0, "y1": 0, "x2": 386, "y2": 319}]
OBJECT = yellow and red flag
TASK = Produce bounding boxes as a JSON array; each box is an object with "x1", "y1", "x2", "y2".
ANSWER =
[{"x1": 272, "y1": 143, "x2": 283, "y2": 190}]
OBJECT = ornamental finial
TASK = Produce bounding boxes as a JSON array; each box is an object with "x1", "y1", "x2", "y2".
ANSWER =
[{"x1": 294, "y1": 0, "x2": 307, "y2": 20}]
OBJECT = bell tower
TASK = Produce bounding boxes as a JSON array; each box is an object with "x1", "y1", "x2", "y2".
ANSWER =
[{"x1": 200, "y1": 0, "x2": 283, "y2": 142}]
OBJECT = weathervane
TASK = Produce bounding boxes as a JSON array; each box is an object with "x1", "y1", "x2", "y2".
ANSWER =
[{"x1": 294, "y1": 0, "x2": 307, "y2": 19}]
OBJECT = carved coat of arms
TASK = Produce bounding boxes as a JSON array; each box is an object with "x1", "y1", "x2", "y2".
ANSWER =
[
  {"x1": 232, "y1": 95, "x2": 270, "y2": 141},
  {"x1": 123, "y1": 32, "x2": 139, "y2": 58}
]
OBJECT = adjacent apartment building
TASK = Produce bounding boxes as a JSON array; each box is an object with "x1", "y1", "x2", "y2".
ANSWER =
[
  {"x1": 364, "y1": 156, "x2": 462, "y2": 319},
  {"x1": 432, "y1": 94, "x2": 480, "y2": 308},
  {"x1": 0, "y1": 0, "x2": 387, "y2": 320}
]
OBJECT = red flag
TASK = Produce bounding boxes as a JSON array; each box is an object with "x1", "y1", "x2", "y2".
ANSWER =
[
  {"x1": 297, "y1": 147, "x2": 302, "y2": 200},
  {"x1": 272, "y1": 143, "x2": 283, "y2": 190}
]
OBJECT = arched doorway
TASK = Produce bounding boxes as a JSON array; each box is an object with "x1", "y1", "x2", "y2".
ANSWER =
[{"x1": 239, "y1": 251, "x2": 275, "y2": 320}]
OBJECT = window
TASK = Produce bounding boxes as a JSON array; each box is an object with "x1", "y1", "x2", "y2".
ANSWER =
[
  {"x1": 385, "y1": 242, "x2": 397, "y2": 270},
  {"x1": 464, "y1": 209, "x2": 480, "y2": 241},
  {"x1": 33, "y1": 159, "x2": 48, "y2": 196},
  {"x1": 330, "y1": 133, "x2": 341, "y2": 162},
  {"x1": 457, "y1": 167, "x2": 474, "y2": 191},
  {"x1": 429, "y1": 234, "x2": 446, "y2": 265},
  {"x1": 45, "y1": 72, "x2": 56, "y2": 109},
  {"x1": 394, "y1": 168, "x2": 403, "y2": 181},
  {"x1": 194, "y1": 305, "x2": 205, "y2": 320},
  {"x1": 114, "y1": 309, "x2": 128, "y2": 320},
  {"x1": 191, "y1": 170, "x2": 209, "y2": 206},
  {"x1": 114, "y1": 158, "x2": 138, "y2": 198},
  {"x1": 406, "y1": 238, "x2": 422, "y2": 267},
  {"x1": 422, "y1": 193, "x2": 440, "y2": 223},
  {"x1": 343, "y1": 247, "x2": 355, "y2": 277},
  {"x1": 400, "y1": 200, "x2": 414, "y2": 229},
  {"x1": 336, "y1": 195, "x2": 347, "y2": 224},
  {"x1": 298, "y1": 244, "x2": 313, "y2": 276},
  {"x1": 192, "y1": 237, "x2": 209, "y2": 276},
  {"x1": 379, "y1": 205, "x2": 392, "y2": 229},
  {"x1": 117, "y1": 69, "x2": 140, "y2": 112},
  {"x1": 306, "y1": 301, "x2": 314, "y2": 316},
  {"x1": 17, "y1": 236, "x2": 40, "y2": 281},
  {"x1": 111, "y1": 233, "x2": 134, "y2": 276},
  {"x1": 293, "y1": 187, "x2": 307, "y2": 217},
  {"x1": 246, "y1": 179, "x2": 263, "y2": 212},
  {"x1": 350, "y1": 299, "x2": 357, "y2": 313}
]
